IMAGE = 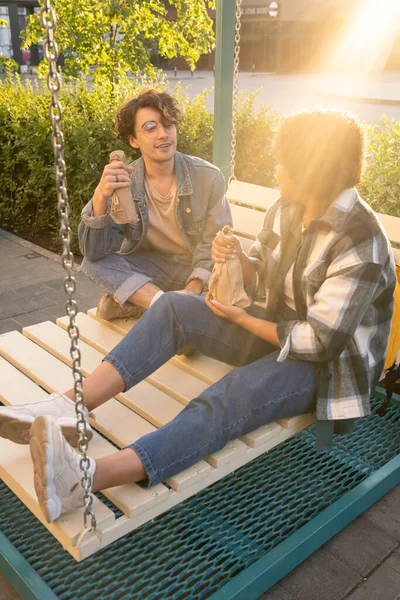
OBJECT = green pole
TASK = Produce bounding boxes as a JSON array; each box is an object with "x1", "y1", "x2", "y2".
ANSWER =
[{"x1": 212, "y1": 0, "x2": 236, "y2": 181}]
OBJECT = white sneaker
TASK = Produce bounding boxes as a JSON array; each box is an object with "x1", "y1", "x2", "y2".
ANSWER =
[
  {"x1": 30, "y1": 415, "x2": 97, "y2": 523},
  {"x1": 0, "y1": 393, "x2": 93, "y2": 447}
]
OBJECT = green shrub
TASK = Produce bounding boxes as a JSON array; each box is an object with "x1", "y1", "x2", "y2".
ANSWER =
[
  {"x1": 234, "y1": 91, "x2": 279, "y2": 187},
  {"x1": 359, "y1": 117, "x2": 400, "y2": 217},
  {"x1": 0, "y1": 76, "x2": 278, "y2": 245},
  {"x1": 0, "y1": 57, "x2": 19, "y2": 73},
  {"x1": 2, "y1": 75, "x2": 397, "y2": 250}
]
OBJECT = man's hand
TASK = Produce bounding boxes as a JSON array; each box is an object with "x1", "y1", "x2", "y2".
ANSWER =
[
  {"x1": 205, "y1": 293, "x2": 247, "y2": 324},
  {"x1": 211, "y1": 230, "x2": 243, "y2": 264},
  {"x1": 178, "y1": 279, "x2": 204, "y2": 295},
  {"x1": 92, "y1": 161, "x2": 134, "y2": 216}
]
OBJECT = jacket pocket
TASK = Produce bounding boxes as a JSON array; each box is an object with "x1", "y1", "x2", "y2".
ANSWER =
[{"x1": 183, "y1": 214, "x2": 206, "y2": 235}]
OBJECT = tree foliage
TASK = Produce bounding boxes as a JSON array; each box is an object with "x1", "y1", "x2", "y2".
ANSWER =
[{"x1": 23, "y1": 0, "x2": 215, "y2": 82}]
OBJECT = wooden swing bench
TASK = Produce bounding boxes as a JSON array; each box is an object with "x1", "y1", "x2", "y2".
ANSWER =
[{"x1": 0, "y1": 183, "x2": 399, "y2": 598}]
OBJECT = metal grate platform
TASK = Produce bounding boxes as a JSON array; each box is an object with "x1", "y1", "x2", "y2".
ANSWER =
[{"x1": 1, "y1": 391, "x2": 399, "y2": 600}]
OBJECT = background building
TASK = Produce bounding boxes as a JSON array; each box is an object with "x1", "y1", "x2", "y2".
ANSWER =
[
  {"x1": 0, "y1": 0, "x2": 40, "y2": 68},
  {"x1": 1, "y1": 0, "x2": 399, "y2": 72}
]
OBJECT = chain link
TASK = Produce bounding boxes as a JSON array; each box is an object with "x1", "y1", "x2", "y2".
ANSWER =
[
  {"x1": 40, "y1": 0, "x2": 96, "y2": 531},
  {"x1": 229, "y1": 0, "x2": 243, "y2": 184}
]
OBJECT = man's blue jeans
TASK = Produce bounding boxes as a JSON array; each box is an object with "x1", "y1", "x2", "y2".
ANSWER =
[
  {"x1": 104, "y1": 292, "x2": 317, "y2": 487},
  {"x1": 82, "y1": 251, "x2": 192, "y2": 307}
]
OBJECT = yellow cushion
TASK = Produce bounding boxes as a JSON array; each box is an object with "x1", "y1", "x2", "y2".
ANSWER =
[{"x1": 384, "y1": 264, "x2": 400, "y2": 370}]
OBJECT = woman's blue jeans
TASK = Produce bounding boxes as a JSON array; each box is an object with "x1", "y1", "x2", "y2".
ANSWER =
[{"x1": 104, "y1": 292, "x2": 317, "y2": 487}]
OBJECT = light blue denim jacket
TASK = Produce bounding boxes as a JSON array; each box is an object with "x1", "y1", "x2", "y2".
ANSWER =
[{"x1": 78, "y1": 152, "x2": 232, "y2": 285}]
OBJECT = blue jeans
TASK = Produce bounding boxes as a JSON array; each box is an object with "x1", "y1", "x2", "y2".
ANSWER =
[
  {"x1": 104, "y1": 292, "x2": 317, "y2": 486},
  {"x1": 81, "y1": 251, "x2": 192, "y2": 306}
]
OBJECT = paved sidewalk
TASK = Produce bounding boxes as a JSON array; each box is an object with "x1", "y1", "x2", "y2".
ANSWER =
[{"x1": 0, "y1": 229, "x2": 399, "y2": 600}]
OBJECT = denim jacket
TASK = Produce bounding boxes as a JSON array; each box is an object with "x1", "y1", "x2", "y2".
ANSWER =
[{"x1": 78, "y1": 152, "x2": 232, "y2": 285}]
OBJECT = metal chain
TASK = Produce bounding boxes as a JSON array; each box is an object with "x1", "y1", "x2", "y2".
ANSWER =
[
  {"x1": 40, "y1": 0, "x2": 96, "y2": 531},
  {"x1": 229, "y1": 0, "x2": 243, "y2": 184}
]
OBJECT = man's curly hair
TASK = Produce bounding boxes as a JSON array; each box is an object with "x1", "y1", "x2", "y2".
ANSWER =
[
  {"x1": 115, "y1": 89, "x2": 183, "y2": 145},
  {"x1": 273, "y1": 109, "x2": 365, "y2": 203}
]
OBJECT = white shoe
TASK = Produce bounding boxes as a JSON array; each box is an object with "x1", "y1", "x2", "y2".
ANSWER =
[
  {"x1": 0, "y1": 393, "x2": 93, "y2": 447},
  {"x1": 30, "y1": 415, "x2": 97, "y2": 523}
]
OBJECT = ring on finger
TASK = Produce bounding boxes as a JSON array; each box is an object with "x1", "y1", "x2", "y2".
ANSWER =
[{"x1": 115, "y1": 175, "x2": 119, "y2": 183}]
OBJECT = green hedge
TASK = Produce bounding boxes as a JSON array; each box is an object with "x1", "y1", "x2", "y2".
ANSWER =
[
  {"x1": 358, "y1": 116, "x2": 400, "y2": 218},
  {"x1": 0, "y1": 76, "x2": 278, "y2": 244},
  {"x1": 0, "y1": 74, "x2": 398, "y2": 248}
]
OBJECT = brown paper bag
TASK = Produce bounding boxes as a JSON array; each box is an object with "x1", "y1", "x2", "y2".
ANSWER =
[
  {"x1": 109, "y1": 150, "x2": 139, "y2": 224},
  {"x1": 209, "y1": 227, "x2": 251, "y2": 308}
]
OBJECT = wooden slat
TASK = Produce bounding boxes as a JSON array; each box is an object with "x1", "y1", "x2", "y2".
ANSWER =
[
  {"x1": 24, "y1": 321, "x2": 208, "y2": 407},
  {"x1": 86, "y1": 309, "x2": 233, "y2": 385},
  {"x1": 241, "y1": 421, "x2": 285, "y2": 448},
  {"x1": 81, "y1": 415, "x2": 314, "y2": 559},
  {"x1": 11, "y1": 326, "x2": 214, "y2": 491},
  {"x1": 230, "y1": 203, "x2": 265, "y2": 239},
  {"x1": 165, "y1": 461, "x2": 212, "y2": 492},
  {"x1": 242, "y1": 414, "x2": 316, "y2": 448},
  {"x1": 276, "y1": 414, "x2": 315, "y2": 429},
  {"x1": 0, "y1": 331, "x2": 156, "y2": 448},
  {"x1": 56, "y1": 314, "x2": 184, "y2": 427},
  {"x1": 206, "y1": 438, "x2": 248, "y2": 468},
  {"x1": 227, "y1": 180, "x2": 280, "y2": 211},
  {"x1": 0, "y1": 354, "x2": 170, "y2": 520}
]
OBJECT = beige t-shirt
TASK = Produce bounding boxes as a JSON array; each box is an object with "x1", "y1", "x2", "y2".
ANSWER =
[{"x1": 144, "y1": 178, "x2": 190, "y2": 255}]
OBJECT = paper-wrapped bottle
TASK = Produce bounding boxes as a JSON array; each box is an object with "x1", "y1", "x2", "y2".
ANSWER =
[
  {"x1": 208, "y1": 225, "x2": 251, "y2": 308},
  {"x1": 109, "y1": 150, "x2": 139, "y2": 224}
]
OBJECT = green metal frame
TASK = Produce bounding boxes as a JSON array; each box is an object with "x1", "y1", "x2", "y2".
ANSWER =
[
  {"x1": 0, "y1": 531, "x2": 58, "y2": 600},
  {"x1": 1, "y1": 446, "x2": 399, "y2": 600},
  {"x1": 212, "y1": 0, "x2": 236, "y2": 180},
  {"x1": 210, "y1": 452, "x2": 400, "y2": 600}
]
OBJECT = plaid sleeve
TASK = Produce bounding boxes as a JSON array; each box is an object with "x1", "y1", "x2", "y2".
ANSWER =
[
  {"x1": 277, "y1": 259, "x2": 385, "y2": 363},
  {"x1": 247, "y1": 242, "x2": 265, "y2": 298}
]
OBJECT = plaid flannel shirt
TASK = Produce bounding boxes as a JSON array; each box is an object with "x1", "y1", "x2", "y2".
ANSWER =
[{"x1": 249, "y1": 188, "x2": 396, "y2": 421}]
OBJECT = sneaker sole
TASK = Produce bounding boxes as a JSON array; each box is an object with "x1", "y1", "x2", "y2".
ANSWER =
[
  {"x1": 0, "y1": 411, "x2": 93, "y2": 447},
  {"x1": 30, "y1": 415, "x2": 62, "y2": 523}
]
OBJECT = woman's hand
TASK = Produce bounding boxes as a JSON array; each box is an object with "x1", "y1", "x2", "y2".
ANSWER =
[
  {"x1": 205, "y1": 292, "x2": 247, "y2": 324},
  {"x1": 211, "y1": 230, "x2": 243, "y2": 264}
]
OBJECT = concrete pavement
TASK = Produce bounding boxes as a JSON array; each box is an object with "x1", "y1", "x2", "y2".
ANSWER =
[{"x1": 0, "y1": 228, "x2": 399, "y2": 600}]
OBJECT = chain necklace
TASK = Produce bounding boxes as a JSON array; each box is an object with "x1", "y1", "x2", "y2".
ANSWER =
[{"x1": 145, "y1": 176, "x2": 177, "y2": 211}]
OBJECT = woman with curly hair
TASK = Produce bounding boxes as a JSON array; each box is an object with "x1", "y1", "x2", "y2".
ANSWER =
[{"x1": 0, "y1": 109, "x2": 396, "y2": 522}]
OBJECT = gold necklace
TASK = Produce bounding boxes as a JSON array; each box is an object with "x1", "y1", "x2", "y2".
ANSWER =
[{"x1": 145, "y1": 176, "x2": 176, "y2": 211}]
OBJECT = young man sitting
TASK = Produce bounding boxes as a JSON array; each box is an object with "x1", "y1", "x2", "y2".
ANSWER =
[{"x1": 79, "y1": 89, "x2": 232, "y2": 320}]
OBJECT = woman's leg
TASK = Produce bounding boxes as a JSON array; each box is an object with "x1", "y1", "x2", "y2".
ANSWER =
[
  {"x1": 30, "y1": 349, "x2": 316, "y2": 521},
  {"x1": 0, "y1": 292, "x2": 268, "y2": 446},
  {"x1": 130, "y1": 352, "x2": 317, "y2": 487},
  {"x1": 104, "y1": 292, "x2": 275, "y2": 392},
  {"x1": 92, "y1": 448, "x2": 145, "y2": 492},
  {"x1": 64, "y1": 360, "x2": 126, "y2": 411}
]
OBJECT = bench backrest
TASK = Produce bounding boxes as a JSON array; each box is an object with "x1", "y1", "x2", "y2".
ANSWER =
[{"x1": 226, "y1": 181, "x2": 400, "y2": 266}]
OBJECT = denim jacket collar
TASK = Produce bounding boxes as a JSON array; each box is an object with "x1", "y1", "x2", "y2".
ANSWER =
[{"x1": 130, "y1": 151, "x2": 193, "y2": 201}]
